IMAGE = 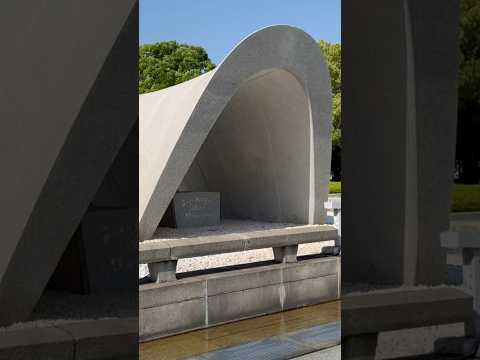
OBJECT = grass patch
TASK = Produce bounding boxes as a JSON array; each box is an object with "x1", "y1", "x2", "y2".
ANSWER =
[
  {"x1": 327, "y1": 182, "x2": 480, "y2": 212},
  {"x1": 329, "y1": 181, "x2": 341, "y2": 194},
  {"x1": 452, "y1": 184, "x2": 480, "y2": 212}
]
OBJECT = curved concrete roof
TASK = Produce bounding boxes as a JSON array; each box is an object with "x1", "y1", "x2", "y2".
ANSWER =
[{"x1": 139, "y1": 25, "x2": 332, "y2": 241}]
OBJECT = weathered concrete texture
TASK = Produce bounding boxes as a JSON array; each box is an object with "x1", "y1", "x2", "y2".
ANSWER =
[
  {"x1": 408, "y1": 0, "x2": 460, "y2": 285},
  {"x1": 139, "y1": 257, "x2": 339, "y2": 341},
  {"x1": 342, "y1": 0, "x2": 459, "y2": 285},
  {"x1": 342, "y1": 287, "x2": 473, "y2": 359},
  {"x1": 139, "y1": 25, "x2": 332, "y2": 241},
  {"x1": 0, "y1": 318, "x2": 137, "y2": 360},
  {"x1": 0, "y1": 1, "x2": 138, "y2": 326},
  {"x1": 342, "y1": 288, "x2": 473, "y2": 337}
]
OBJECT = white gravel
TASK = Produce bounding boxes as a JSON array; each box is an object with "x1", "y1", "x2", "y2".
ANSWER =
[
  {"x1": 177, "y1": 241, "x2": 334, "y2": 273},
  {"x1": 150, "y1": 219, "x2": 322, "y2": 240},
  {"x1": 0, "y1": 291, "x2": 136, "y2": 332}
]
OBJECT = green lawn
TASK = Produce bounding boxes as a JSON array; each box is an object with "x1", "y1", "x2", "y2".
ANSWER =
[
  {"x1": 452, "y1": 184, "x2": 480, "y2": 212},
  {"x1": 328, "y1": 182, "x2": 480, "y2": 212},
  {"x1": 329, "y1": 181, "x2": 341, "y2": 194}
]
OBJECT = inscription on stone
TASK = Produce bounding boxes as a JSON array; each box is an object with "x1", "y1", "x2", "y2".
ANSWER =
[{"x1": 173, "y1": 192, "x2": 220, "y2": 228}]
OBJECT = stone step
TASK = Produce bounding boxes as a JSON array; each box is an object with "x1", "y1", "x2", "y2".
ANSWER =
[
  {"x1": 343, "y1": 287, "x2": 475, "y2": 360},
  {"x1": 343, "y1": 287, "x2": 474, "y2": 337}
]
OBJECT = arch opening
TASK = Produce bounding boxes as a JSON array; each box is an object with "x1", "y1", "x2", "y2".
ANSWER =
[{"x1": 159, "y1": 68, "x2": 312, "y2": 230}]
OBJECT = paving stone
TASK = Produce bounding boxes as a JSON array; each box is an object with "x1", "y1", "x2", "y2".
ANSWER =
[{"x1": 59, "y1": 318, "x2": 137, "y2": 360}]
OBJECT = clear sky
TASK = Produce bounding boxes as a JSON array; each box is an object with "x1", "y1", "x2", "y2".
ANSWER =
[{"x1": 140, "y1": 0, "x2": 340, "y2": 64}]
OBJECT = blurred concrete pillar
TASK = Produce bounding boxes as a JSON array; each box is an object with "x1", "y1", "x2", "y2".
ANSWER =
[
  {"x1": 342, "y1": 0, "x2": 459, "y2": 285},
  {"x1": 0, "y1": 1, "x2": 138, "y2": 326}
]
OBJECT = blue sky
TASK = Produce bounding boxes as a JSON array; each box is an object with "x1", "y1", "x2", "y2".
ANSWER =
[{"x1": 140, "y1": 0, "x2": 340, "y2": 64}]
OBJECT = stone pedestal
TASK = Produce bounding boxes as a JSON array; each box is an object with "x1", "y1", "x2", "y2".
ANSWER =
[
  {"x1": 172, "y1": 192, "x2": 220, "y2": 228},
  {"x1": 273, "y1": 245, "x2": 298, "y2": 263},
  {"x1": 148, "y1": 261, "x2": 178, "y2": 283}
]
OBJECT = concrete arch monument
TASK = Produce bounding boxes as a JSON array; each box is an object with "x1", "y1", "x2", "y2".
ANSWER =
[
  {"x1": 139, "y1": 25, "x2": 332, "y2": 241},
  {"x1": 0, "y1": 1, "x2": 138, "y2": 326}
]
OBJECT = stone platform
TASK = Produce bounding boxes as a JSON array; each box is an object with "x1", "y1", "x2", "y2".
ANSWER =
[
  {"x1": 139, "y1": 219, "x2": 339, "y2": 341},
  {"x1": 140, "y1": 256, "x2": 339, "y2": 341}
]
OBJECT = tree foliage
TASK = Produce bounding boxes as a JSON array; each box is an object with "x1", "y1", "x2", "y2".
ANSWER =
[
  {"x1": 459, "y1": 0, "x2": 480, "y2": 108},
  {"x1": 457, "y1": 0, "x2": 480, "y2": 183},
  {"x1": 319, "y1": 40, "x2": 341, "y2": 148},
  {"x1": 319, "y1": 40, "x2": 342, "y2": 180},
  {"x1": 138, "y1": 39, "x2": 343, "y2": 178},
  {"x1": 139, "y1": 41, "x2": 215, "y2": 94}
]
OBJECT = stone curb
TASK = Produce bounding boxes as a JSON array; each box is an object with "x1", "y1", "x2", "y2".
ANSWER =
[{"x1": 0, "y1": 317, "x2": 137, "y2": 360}]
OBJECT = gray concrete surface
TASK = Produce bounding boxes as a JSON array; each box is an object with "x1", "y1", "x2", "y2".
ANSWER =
[
  {"x1": 172, "y1": 192, "x2": 220, "y2": 228},
  {"x1": 139, "y1": 25, "x2": 332, "y2": 241},
  {"x1": 0, "y1": 1, "x2": 137, "y2": 326},
  {"x1": 342, "y1": 0, "x2": 459, "y2": 285},
  {"x1": 139, "y1": 220, "x2": 337, "y2": 263},
  {"x1": 342, "y1": 287, "x2": 473, "y2": 359},
  {"x1": 139, "y1": 257, "x2": 339, "y2": 341},
  {"x1": 0, "y1": 318, "x2": 137, "y2": 360},
  {"x1": 342, "y1": 287, "x2": 473, "y2": 337}
]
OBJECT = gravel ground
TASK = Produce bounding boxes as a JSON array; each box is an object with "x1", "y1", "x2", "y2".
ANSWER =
[
  {"x1": 0, "y1": 291, "x2": 136, "y2": 332},
  {"x1": 150, "y1": 219, "x2": 323, "y2": 240},
  {"x1": 177, "y1": 241, "x2": 334, "y2": 273},
  {"x1": 139, "y1": 242, "x2": 334, "y2": 276}
]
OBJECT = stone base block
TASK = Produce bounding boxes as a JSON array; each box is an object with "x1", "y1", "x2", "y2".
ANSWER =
[
  {"x1": 139, "y1": 256, "x2": 340, "y2": 341},
  {"x1": 172, "y1": 192, "x2": 220, "y2": 228},
  {"x1": 148, "y1": 261, "x2": 177, "y2": 283},
  {"x1": 273, "y1": 245, "x2": 298, "y2": 263},
  {"x1": 81, "y1": 208, "x2": 138, "y2": 294}
]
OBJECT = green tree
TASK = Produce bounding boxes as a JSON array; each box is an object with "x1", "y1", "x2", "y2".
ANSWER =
[
  {"x1": 319, "y1": 40, "x2": 342, "y2": 180},
  {"x1": 139, "y1": 41, "x2": 215, "y2": 94},
  {"x1": 457, "y1": 0, "x2": 480, "y2": 183}
]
